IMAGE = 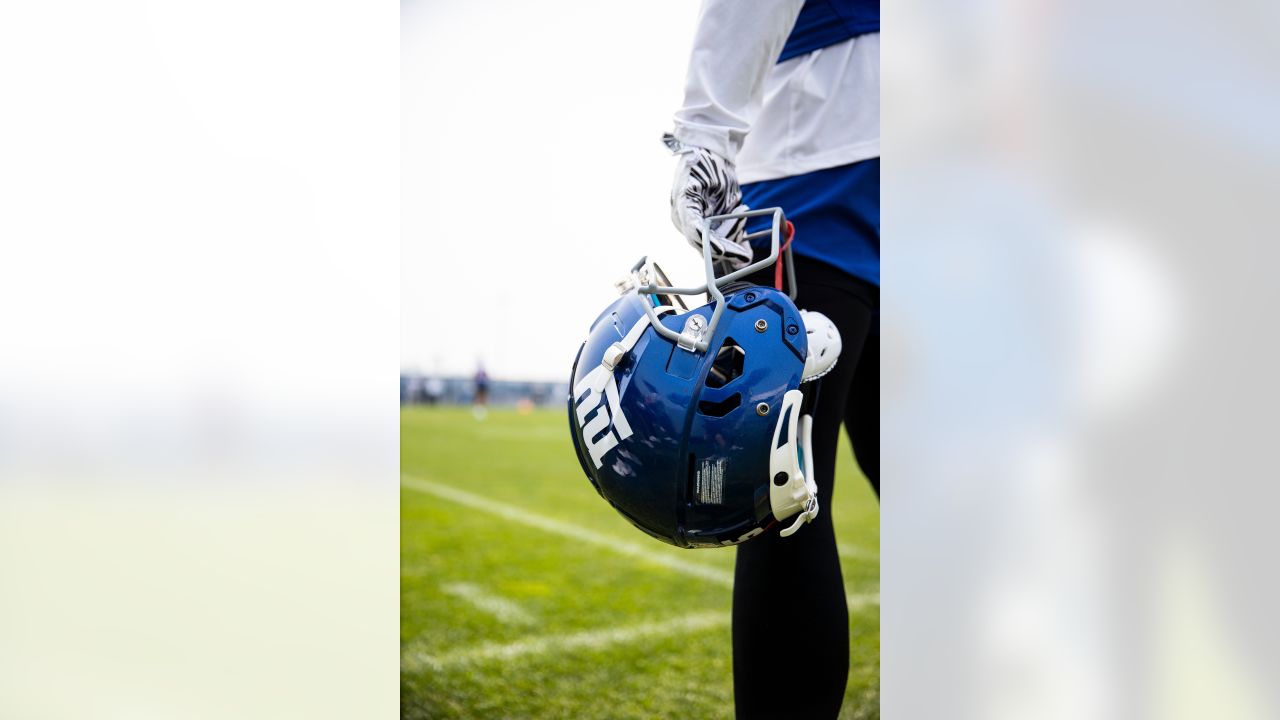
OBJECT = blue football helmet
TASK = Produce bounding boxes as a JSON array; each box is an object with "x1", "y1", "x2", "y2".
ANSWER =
[{"x1": 568, "y1": 208, "x2": 839, "y2": 548}]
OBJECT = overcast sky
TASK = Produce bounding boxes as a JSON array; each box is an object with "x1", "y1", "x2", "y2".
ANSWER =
[{"x1": 401, "y1": 0, "x2": 713, "y2": 381}]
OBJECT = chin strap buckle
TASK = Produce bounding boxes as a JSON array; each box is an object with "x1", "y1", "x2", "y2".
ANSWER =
[
  {"x1": 779, "y1": 494, "x2": 819, "y2": 538},
  {"x1": 769, "y1": 389, "x2": 821, "y2": 538},
  {"x1": 586, "y1": 303, "x2": 676, "y2": 388},
  {"x1": 601, "y1": 343, "x2": 626, "y2": 371}
]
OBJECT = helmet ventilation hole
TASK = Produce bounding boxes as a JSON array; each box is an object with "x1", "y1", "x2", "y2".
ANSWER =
[
  {"x1": 706, "y1": 339, "x2": 745, "y2": 388},
  {"x1": 697, "y1": 393, "x2": 741, "y2": 417}
]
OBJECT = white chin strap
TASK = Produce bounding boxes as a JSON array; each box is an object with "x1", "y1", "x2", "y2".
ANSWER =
[
  {"x1": 575, "y1": 303, "x2": 675, "y2": 396},
  {"x1": 769, "y1": 389, "x2": 820, "y2": 537}
]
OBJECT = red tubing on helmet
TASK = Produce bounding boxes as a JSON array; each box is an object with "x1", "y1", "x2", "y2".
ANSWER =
[{"x1": 775, "y1": 220, "x2": 795, "y2": 291}]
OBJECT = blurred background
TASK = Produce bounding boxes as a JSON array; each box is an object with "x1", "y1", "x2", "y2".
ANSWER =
[
  {"x1": 400, "y1": 0, "x2": 718, "y2": 385},
  {"x1": 0, "y1": 1, "x2": 399, "y2": 717},
  {"x1": 883, "y1": 0, "x2": 1280, "y2": 717}
]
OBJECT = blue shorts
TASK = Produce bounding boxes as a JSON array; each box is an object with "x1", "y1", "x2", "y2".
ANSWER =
[{"x1": 741, "y1": 158, "x2": 879, "y2": 286}]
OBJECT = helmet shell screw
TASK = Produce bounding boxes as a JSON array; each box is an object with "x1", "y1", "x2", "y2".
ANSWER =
[
  {"x1": 787, "y1": 324, "x2": 799, "y2": 335},
  {"x1": 756, "y1": 402, "x2": 770, "y2": 416},
  {"x1": 754, "y1": 319, "x2": 768, "y2": 333}
]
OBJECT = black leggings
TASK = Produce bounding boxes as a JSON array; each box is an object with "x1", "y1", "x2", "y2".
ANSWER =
[{"x1": 733, "y1": 256, "x2": 879, "y2": 719}]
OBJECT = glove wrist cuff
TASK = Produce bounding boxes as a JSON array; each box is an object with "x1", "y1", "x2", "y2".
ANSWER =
[{"x1": 666, "y1": 124, "x2": 739, "y2": 163}]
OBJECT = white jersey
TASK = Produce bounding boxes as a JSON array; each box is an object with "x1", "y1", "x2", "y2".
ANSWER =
[{"x1": 672, "y1": 0, "x2": 880, "y2": 184}]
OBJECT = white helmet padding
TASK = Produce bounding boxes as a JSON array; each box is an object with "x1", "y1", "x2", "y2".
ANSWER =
[{"x1": 800, "y1": 309, "x2": 842, "y2": 383}]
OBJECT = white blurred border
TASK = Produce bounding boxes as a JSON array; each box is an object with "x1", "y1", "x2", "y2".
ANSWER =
[
  {"x1": 0, "y1": 1, "x2": 399, "y2": 717},
  {"x1": 885, "y1": 0, "x2": 1280, "y2": 717}
]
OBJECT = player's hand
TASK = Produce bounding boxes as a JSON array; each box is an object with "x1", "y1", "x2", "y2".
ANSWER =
[{"x1": 664, "y1": 134, "x2": 752, "y2": 270}]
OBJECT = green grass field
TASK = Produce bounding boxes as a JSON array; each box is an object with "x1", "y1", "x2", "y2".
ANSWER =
[{"x1": 401, "y1": 406, "x2": 879, "y2": 719}]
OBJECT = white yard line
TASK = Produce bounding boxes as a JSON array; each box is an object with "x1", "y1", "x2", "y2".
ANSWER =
[
  {"x1": 837, "y1": 543, "x2": 880, "y2": 562},
  {"x1": 846, "y1": 592, "x2": 881, "y2": 610},
  {"x1": 402, "y1": 611, "x2": 730, "y2": 672},
  {"x1": 405, "y1": 594, "x2": 879, "y2": 672},
  {"x1": 441, "y1": 582, "x2": 535, "y2": 626},
  {"x1": 402, "y1": 474, "x2": 880, "y2": 673},
  {"x1": 401, "y1": 474, "x2": 735, "y2": 587}
]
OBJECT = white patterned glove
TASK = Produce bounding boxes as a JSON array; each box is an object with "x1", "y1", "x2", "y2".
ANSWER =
[{"x1": 664, "y1": 134, "x2": 752, "y2": 269}]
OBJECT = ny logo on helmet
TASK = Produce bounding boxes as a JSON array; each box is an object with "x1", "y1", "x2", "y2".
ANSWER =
[{"x1": 572, "y1": 367, "x2": 633, "y2": 469}]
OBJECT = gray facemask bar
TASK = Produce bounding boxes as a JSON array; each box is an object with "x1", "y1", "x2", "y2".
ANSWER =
[{"x1": 631, "y1": 207, "x2": 796, "y2": 353}]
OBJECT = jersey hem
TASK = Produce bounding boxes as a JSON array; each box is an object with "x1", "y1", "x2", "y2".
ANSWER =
[{"x1": 739, "y1": 139, "x2": 880, "y2": 184}]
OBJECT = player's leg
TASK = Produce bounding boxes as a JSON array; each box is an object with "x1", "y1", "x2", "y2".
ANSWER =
[
  {"x1": 732, "y1": 259, "x2": 875, "y2": 719},
  {"x1": 846, "y1": 309, "x2": 879, "y2": 497}
]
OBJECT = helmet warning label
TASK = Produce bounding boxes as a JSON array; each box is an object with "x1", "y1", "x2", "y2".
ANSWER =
[{"x1": 694, "y1": 457, "x2": 726, "y2": 505}]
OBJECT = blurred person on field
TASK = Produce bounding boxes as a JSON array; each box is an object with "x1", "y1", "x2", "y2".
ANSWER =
[
  {"x1": 666, "y1": 0, "x2": 879, "y2": 716},
  {"x1": 472, "y1": 362, "x2": 490, "y2": 420},
  {"x1": 425, "y1": 376, "x2": 445, "y2": 406}
]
